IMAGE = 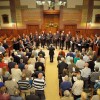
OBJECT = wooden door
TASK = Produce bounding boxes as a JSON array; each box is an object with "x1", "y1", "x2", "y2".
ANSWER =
[
  {"x1": 64, "y1": 25, "x2": 77, "y2": 36},
  {"x1": 42, "y1": 14, "x2": 59, "y2": 33},
  {"x1": 27, "y1": 25, "x2": 39, "y2": 34}
]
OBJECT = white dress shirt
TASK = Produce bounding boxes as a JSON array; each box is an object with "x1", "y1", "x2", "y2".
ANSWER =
[
  {"x1": 81, "y1": 67, "x2": 91, "y2": 78},
  {"x1": 72, "y1": 80, "x2": 84, "y2": 95},
  {"x1": 76, "y1": 59, "x2": 85, "y2": 69}
]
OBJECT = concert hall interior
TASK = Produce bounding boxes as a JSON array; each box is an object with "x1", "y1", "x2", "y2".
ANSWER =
[{"x1": 0, "y1": 0, "x2": 100, "y2": 100}]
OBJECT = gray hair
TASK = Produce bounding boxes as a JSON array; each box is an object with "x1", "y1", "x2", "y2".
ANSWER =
[{"x1": 64, "y1": 90, "x2": 71, "y2": 97}]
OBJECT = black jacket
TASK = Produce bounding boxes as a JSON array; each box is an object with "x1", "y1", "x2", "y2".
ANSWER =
[{"x1": 48, "y1": 46, "x2": 55, "y2": 55}]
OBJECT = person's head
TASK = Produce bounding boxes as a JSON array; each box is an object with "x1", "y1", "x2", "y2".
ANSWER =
[
  {"x1": 81, "y1": 91, "x2": 87, "y2": 100},
  {"x1": 14, "y1": 64, "x2": 18, "y2": 69},
  {"x1": 82, "y1": 48, "x2": 85, "y2": 52},
  {"x1": 38, "y1": 73, "x2": 43, "y2": 79},
  {"x1": 89, "y1": 55, "x2": 93, "y2": 60},
  {"x1": 80, "y1": 56, "x2": 83, "y2": 60},
  {"x1": 10, "y1": 57, "x2": 14, "y2": 62},
  {"x1": 50, "y1": 44, "x2": 53, "y2": 47},
  {"x1": 64, "y1": 90, "x2": 71, "y2": 97},
  {"x1": 14, "y1": 89, "x2": 20, "y2": 96},
  {"x1": 89, "y1": 47, "x2": 92, "y2": 51},
  {"x1": 95, "y1": 67, "x2": 99, "y2": 72},
  {"x1": 76, "y1": 53, "x2": 80, "y2": 58},
  {"x1": 77, "y1": 75, "x2": 81, "y2": 80},
  {"x1": 61, "y1": 57, "x2": 65, "y2": 62},
  {"x1": 20, "y1": 59, "x2": 23, "y2": 63},
  {"x1": 31, "y1": 54, "x2": 34, "y2": 58},
  {"x1": 97, "y1": 89, "x2": 100, "y2": 96},
  {"x1": 38, "y1": 66, "x2": 42, "y2": 71},
  {"x1": 14, "y1": 52, "x2": 18, "y2": 56},
  {"x1": 26, "y1": 48, "x2": 29, "y2": 53},
  {"x1": 25, "y1": 64, "x2": 28, "y2": 69},
  {"x1": 0, "y1": 86, "x2": 7, "y2": 94},
  {"x1": 84, "y1": 63, "x2": 89, "y2": 68},
  {"x1": 64, "y1": 75, "x2": 69, "y2": 81},
  {"x1": 21, "y1": 74, "x2": 26, "y2": 80}
]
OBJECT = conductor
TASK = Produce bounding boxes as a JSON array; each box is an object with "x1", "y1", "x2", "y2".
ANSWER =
[{"x1": 48, "y1": 44, "x2": 55, "y2": 62}]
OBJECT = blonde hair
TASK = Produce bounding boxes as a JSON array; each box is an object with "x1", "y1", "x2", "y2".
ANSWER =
[
  {"x1": 97, "y1": 89, "x2": 100, "y2": 96},
  {"x1": 81, "y1": 91, "x2": 87, "y2": 100}
]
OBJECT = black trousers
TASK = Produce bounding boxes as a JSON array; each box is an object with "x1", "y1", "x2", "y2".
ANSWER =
[
  {"x1": 66, "y1": 42, "x2": 70, "y2": 50},
  {"x1": 35, "y1": 90, "x2": 45, "y2": 100},
  {"x1": 50, "y1": 55, "x2": 54, "y2": 62}
]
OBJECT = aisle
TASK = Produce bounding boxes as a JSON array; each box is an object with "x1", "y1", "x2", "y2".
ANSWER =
[{"x1": 44, "y1": 49, "x2": 60, "y2": 100}]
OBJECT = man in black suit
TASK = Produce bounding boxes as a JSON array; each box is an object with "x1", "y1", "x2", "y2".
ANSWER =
[
  {"x1": 35, "y1": 58, "x2": 45, "y2": 71},
  {"x1": 26, "y1": 89, "x2": 40, "y2": 100},
  {"x1": 57, "y1": 57, "x2": 68, "y2": 76},
  {"x1": 8, "y1": 58, "x2": 16, "y2": 74},
  {"x1": 48, "y1": 44, "x2": 55, "y2": 62},
  {"x1": 38, "y1": 49, "x2": 45, "y2": 58},
  {"x1": 3, "y1": 40, "x2": 9, "y2": 50}
]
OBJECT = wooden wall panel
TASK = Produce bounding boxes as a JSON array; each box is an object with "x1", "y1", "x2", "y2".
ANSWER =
[
  {"x1": 0, "y1": 29, "x2": 99, "y2": 38},
  {"x1": 42, "y1": 14, "x2": 59, "y2": 33},
  {"x1": 64, "y1": 25, "x2": 77, "y2": 36}
]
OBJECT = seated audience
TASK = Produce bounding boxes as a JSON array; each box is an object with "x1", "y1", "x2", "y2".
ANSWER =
[
  {"x1": 10, "y1": 89, "x2": 23, "y2": 100},
  {"x1": 5, "y1": 76, "x2": 18, "y2": 95},
  {"x1": 72, "y1": 75, "x2": 84, "y2": 100},
  {"x1": 83, "y1": 53, "x2": 90, "y2": 62},
  {"x1": 17, "y1": 74, "x2": 31, "y2": 100},
  {"x1": 60, "y1": 90, "x2": 74, "y2": 100},
  {"x1": 38, "y1": 48, "x2": 45, "y2": 58},
  {"x1": 81, "y1": 63, "x2": 91, "y2": 89},
  {"x1": 26, "y1": 88, "x2": 40, "y2": 100},
  {"x1": 18, "y1": 59, "x2": 25, "y2": 71},
  {"x1": 35, "y1": 57, "x2": 45, "y2": 71},
  {"x1": 60, "y1": 75, "x2": 72, "y2": 96},
  {"x1": 90, "y1": 67, "x2": 100, "y2": 88},
  {"x1": 77, "y1": 91, "x2": 87, "y2": 100},
  {"x1": 74, "y1": 53, "x2": 80, "y2": 64},
  {"x1": 76, "y1": 56, "x2": 85, "y2": 70},
  {"x1": 8, "y1": 58, "x2": 16, "y2": 74},
  {"x1": 22, "y1": 64, "x2": 32, "y2": 79},
  {"x1": 0, "y1": 86, "x2": 10, "y2": 100},
  {"x1": 28, "y1": 54, "x2": 36, "y2": 67},
  {"x1": 91, "y1": 89, "x2": 100, "y2": 100},
  {"x1": 11, "y1": 64, "x2": 22, "y2": 82},
  {"x1": 94, "y1": 57, "x2": 100, "y2": 71},
  {"x1": 88, "y1": 55, "x2": 95, "y2": 72},
  {"x1": 57, "y1": 57, "x2": 68, "y2": 78}
]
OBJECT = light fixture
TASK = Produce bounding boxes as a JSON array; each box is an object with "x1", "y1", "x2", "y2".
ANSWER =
[{"x1": 36, "y1": 0, "x2": 67, "y2": 8}]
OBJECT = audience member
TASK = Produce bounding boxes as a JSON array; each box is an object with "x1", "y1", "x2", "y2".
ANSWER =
[
  {"x1": 11, "y1": 64, "x2": 22, "y2": 82},
  {"x1": 60, "y1": 90, "x2": 74, "y2": 100},
  {"x1": 72, "y1": 75, "x2": 84, "y2": 100},
  {"x1": 26, "y1": 88, "x2": 40, "y2": 100},
  {"x1": 10, "y1": 89, "x2": 23, "y2": 100},
  {"x1": 17, "y1": 74, "x2": 31, "y2": 100},
  {"x1": 32, "y1": 73, "x2": 46, "y2": 100}
]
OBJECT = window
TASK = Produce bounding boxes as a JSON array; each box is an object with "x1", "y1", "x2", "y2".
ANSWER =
[
  {"x1": 2, "y1": 14, "x2": 9, "y2": 24},
  {"x1": 95, "y1": 14, "x2": 100, "y2": 23}
]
